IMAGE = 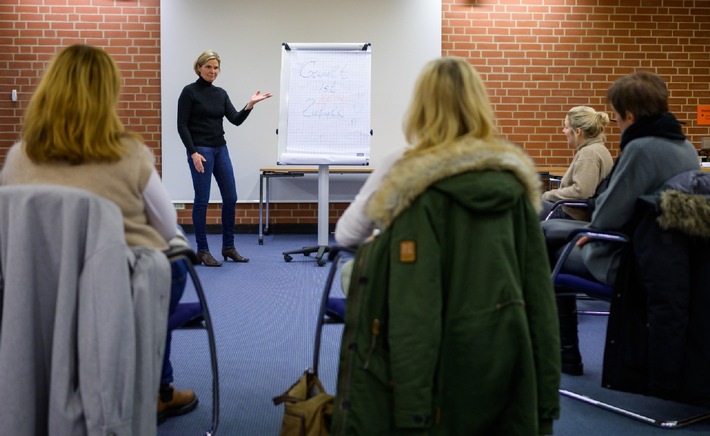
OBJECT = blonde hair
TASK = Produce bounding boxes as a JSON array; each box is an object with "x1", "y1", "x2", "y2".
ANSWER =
[
  {"x1": 403, "y1": 57, "x2": 497, "y2": 154},
  {"x1": 21, "y1": 44, "x2": 135, "y2": 164},
  {"x1": 194, "y1": 50, "x2": 221, "y2": 75},
  {"x1": 567, "y1": 106, "x2": 610, "y2": 141}
]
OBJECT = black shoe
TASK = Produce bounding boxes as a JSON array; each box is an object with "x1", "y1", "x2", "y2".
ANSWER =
[
  {"x1": 222, "y1": 247, "x2": 249, "y2": 262},
  {"x1": 561, "y1": 345, "x2": 584, "y2": 376},
  {"x1": 196, "y1": 250, "x2": 222, "y2": 267},
  {"x1": 557, "y1": 296, "x2": 583, "y2": 376}
]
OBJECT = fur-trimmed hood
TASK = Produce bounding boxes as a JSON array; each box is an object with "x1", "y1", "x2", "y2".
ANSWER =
[
  {"x1": 365, "y1": 138, "x2": 543, "y2": 230},
  {"x1": 657, "y1": 190, "x2": 710, "y2": 238},
  {"x1": 654, "y1": 170, "x2": 710, "y2": 238}
]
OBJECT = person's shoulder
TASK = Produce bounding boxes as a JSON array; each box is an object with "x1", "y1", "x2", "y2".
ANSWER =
[
  {"x1": 211, "y1": 84, "x2": 228, "y2": 95},
  {"x1": 182, "y1": 80, "x2": 197, "y2": 90},
  {"x1": 6, "y1": 141, "x2": 23, "y2": 155},
  {"x1": 121, "y1": 137, "x2": 154, "y2": 161},
  {"x1": 1, "y1": 142, "x2": 19, "y2": 168},
  {"x1": 582, "y1": 141, "x2": 612, "y2": 157},
  {"x1": 4, "y1": 141, "x2": 28, "y2": 164},
  {"x1": 179, "y1": 81, "x2": 198, "y2": 98},
  {"x1": 627, "y1": 134, "x2": 677, "y2": 149},
  {"x1": 0, "y1": 142, "x2": 30, "y2": 184},
  {"x1": 622, "y1": 137, "x2": 650, "y2": 153}
]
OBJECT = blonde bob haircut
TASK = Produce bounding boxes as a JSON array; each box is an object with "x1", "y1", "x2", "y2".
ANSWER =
[
  {"x1": 194, "y1": 50, "x2": 221, "y2": 76},
  {"x1": 22, "y1": 44, "x2": 136, "y2": 164},
  {"x1": 567, "y1": 105, "x2": 610, "y2": 142},
  {"x1": 403, "y1": 57, "x2": 496, "y2": 154}
]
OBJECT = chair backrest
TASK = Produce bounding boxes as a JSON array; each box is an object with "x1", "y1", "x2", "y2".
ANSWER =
[
  {"x1": 544, "y1": 175, "x2": 611, "y2": 221},
  {"x1": 0, "y1": 184, "x2": 170, "y2": 436}
]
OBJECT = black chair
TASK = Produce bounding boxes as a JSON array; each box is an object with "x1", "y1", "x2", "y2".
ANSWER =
[
  {"x1": 551, "y1": 229, "x2": 627, "y2": 300},
  {"x1": 164, "y1": 246, "x2": 220, "y2": 436},
  {"x1": 544, "y1": 200, "x2": 611, "y2": 316},
  {"x1": 544, "y1": 199, "x2": 590, "y2": 221}
]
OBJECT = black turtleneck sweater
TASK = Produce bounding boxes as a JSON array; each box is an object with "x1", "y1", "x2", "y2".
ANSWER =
[{"x1": 177, "y1": 76, "x2": 251, "y2": 155}]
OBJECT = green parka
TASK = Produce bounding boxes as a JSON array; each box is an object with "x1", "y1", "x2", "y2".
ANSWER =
[{"x1": 331, "y1": 138, "x2": 561, "y2": 435}]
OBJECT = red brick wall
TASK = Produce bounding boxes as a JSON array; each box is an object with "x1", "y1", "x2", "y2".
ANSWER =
[
  {"x1": 1, "y1": 0, "x2": 708, "y2": 227},
  {"x1": 0, "y1": 0, "x2": 162, "y2": 165},
  {"x1": 442, "y1": 0, "x2": 710, "y2": 165}
]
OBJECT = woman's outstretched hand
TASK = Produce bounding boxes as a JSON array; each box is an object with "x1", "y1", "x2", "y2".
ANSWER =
[{"x1": 245, "y1": 90, "x2": 273, "y2": 109}]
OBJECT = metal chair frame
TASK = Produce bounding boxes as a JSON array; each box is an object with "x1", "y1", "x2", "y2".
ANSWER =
[
  {"x1": 165, "y1": 246, "x2": 220, "y2": 436},
  {"x1": 311, "y1": 247, "x2": 353, "y2": 376}
]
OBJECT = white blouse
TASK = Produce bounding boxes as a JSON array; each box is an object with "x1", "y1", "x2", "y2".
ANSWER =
[{"x1": 334, "y1": 147, "x2": 406, "y2": 247}]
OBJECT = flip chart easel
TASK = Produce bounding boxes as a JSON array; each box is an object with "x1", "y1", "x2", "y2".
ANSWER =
[{"x1": 277, "y1": 42, "x2": 372, "y2": 266}]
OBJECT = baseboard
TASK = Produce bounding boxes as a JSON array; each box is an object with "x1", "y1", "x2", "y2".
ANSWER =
[{"x1": 180, "y1": 223, "x2": 335, "y2": 235}]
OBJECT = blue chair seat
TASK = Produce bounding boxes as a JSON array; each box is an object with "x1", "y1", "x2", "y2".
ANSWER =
[
  {"x1": 555, "y1": 273, "x2": 613, "y2": 301},
  {"x1": 325, "y1": 297, "x2": 346, "y2": 323}
]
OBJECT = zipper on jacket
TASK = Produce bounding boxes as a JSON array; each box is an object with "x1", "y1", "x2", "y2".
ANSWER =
[{"x1": 363, "y1": 318, "x2": 380, "y2": 370}]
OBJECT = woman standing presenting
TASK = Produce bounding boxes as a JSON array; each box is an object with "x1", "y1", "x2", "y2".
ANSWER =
[{"x1": 178, "y1": 50, "x2": 272, "y2": 266}]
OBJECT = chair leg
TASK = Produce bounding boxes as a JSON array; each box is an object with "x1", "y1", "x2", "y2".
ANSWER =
[
  {"x1": 183, "y1": 260, "x2": 220, "y2": 435},
  {"x1": 557, "y1": 295, "x2": 584, "y2": 376}
]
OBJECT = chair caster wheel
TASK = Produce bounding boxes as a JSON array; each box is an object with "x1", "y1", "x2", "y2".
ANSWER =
[{"x1": 284, "y1": 254, "x2": 292, "y2": 262}]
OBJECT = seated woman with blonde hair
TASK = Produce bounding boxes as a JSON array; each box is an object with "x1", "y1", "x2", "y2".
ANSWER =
[
  {"x1": 541, "y1": 105, "x2": 614, "y2": 220},
  {"x1": 0, "y1": 44, "x2": 197, "y2": 424}
]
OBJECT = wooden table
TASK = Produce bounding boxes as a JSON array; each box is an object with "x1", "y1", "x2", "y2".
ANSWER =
[
  {"x1": 258, "y1": 166, "x2": 373, "y2": 252},
  {"x1": 536, "y1": 166, "x2": 568, "y2": 176},
  {"x1": 536, "y1": 166, "x2": 568, "y2": 190}
]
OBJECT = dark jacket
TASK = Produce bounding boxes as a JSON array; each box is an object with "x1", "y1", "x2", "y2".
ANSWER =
[
  {"x1": 602, "y1": 170, "x2": 710, "y2": 407},
  {"x1": 331, "y1": 138, "x2": 561, "y2": 435},
  {"x1": 582, "y1": 113, "x2": 699, "y2": 285}
]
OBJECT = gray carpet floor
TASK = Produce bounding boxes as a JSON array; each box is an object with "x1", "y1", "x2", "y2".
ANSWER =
[{"x1": 157, "y1": 233, "x2": 710, "y2": 435}]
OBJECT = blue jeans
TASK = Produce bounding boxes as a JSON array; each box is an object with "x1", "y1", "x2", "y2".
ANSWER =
[
  {"x1": 161, "y1": 258, "x2": 188, "y2": 386},
  {"x1": 187, "y1": 145, "x2": 238, "y2": 251}
]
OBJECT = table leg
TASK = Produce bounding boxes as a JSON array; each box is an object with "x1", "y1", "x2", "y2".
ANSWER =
[{"x1": 258, "y1": 173, "x2": 264, "y2": 244}]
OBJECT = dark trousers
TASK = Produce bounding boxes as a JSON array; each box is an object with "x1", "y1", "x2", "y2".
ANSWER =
[{"x1": 161, "y1": 259, "x2": 188, "y2": 386}]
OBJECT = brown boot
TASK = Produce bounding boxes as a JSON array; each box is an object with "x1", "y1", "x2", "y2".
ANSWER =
[
  {"x1": 196, "y1": 250, "x2": 222, "y2": 267},
  {"x1": 222, "y1": 247, "x2": 249, "y2": 263},
  {"x1": 157, "y1": 385, "x2": 198, "y2": 424}
]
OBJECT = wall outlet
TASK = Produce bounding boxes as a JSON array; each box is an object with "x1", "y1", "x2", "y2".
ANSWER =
[
  {"x1": 702, "y1": 137, "x2": 710, "y2": 150},
  {"x1": 174, "y1": 203, "x2": 185, "y2": 210}
]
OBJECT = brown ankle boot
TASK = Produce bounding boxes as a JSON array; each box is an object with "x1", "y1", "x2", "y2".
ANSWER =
[
  {"x1": 157, "y1": 385, "x2": 199, "y2": 424},
  {"x1": 196, "y1": 250, "x2": 222, "y2": 267},
  {"x1": 222, "y1": 247, "x2": 249, "y2": 263}
]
